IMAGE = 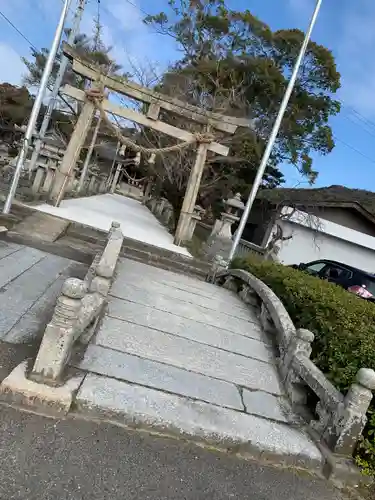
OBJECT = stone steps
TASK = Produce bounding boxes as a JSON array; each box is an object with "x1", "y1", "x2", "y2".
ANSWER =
[
  {"x1": 2, "y1": 205, "x2": 211, "y2": 278},
  {"x1": 65, "y1": 222, "x2": 211, "y2": 278}
]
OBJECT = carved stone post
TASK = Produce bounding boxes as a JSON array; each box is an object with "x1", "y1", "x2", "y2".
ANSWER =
[
  {"x1": 162, "y1": 204, "x2": 174, "y2": 225},
  {"x1": 66, "y1": 170, "x2": 76, "y2": 194},
  {"x1": 42, "y1": 166, "x2": 55, "y2": 193},
  {"x1": 324, "y1": 368, "x2": 375, "y2": 455},
  {"x1": 30, "y1": 278, "x2": 86, "y2": 384},
  {"x1": 185, "y1": 205, "x2": 205, "y2": 241},
  {"x1": 149, "y1": 198, "x2": 158, "y2": 213},
  {"x1": 88, "y1": 174, "x2": 96, "y2": 194},
  {"x1": 238, "y1": 285, "x2": 260, "y2": 307},
  {"x1": 99, "y1": 176, "x2": 107, "y2": 193},
  {"x1": 155, "y1": 198, "x2": 167, "y2": 218},
  {"x1": 142, "y1": 178, "x2": 153, "y2": 204},
  {"x1": 282, "y1": 329, "x2": 314, "y2": 405},
  {"x1": 31, "y1": 166, "x2": 45, "y2": 195}
]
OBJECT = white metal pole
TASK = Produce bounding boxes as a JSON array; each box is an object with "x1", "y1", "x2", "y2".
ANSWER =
[
  {"x1": 3, "y1": 0, "x2": 72, "y2": 214},
  {"x1": 28, "y1": 0, "x2": 85, "y2": 174},
  {"x1": 228, "y1": 0, "x2": 323, "y2": 263},
  {"x1": 78, "y1": 115, "x2": 101, "y2": 192}
]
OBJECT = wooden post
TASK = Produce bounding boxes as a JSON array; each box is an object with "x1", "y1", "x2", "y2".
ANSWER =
[
  {"x1": 174, "y1": 142, "x2": 209, "y2": 245},
  {"x1": 49, "y1": 88, "x2": 97, "y2": 205}
]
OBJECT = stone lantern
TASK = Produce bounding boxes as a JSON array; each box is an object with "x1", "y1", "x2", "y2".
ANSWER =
[{"x1": 204, "y1": 193, "x2": 244, "y2": 260}]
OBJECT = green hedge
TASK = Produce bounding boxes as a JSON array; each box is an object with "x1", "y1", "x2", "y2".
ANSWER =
[{"x1": 232, "y1": 256, "x2": 375, "y2": 474}]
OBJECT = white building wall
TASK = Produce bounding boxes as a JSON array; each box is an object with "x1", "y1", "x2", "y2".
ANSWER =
[{"x1": 271, "y1": 207, "x2": 375, "y2": 273}]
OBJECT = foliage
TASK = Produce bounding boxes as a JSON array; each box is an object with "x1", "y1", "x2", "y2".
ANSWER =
[
  {"x1": 0, "y1": 84, "x2": 33, "y2": 128},
  {"x1": 232, "y1": 256, "x2": 375, "y2": 474},
  {"x1": 0, "y1": 83, "x2": 74, "y2": 149},
  {"x1": 145, "y1": 0, "x2": 341, "y2": 186},
  {"x1": 22, "y1": 30, "x2": 122, "y2": 91},
  {"x1": 19, "y1": 25, "x2": 124, "y2": 161}
]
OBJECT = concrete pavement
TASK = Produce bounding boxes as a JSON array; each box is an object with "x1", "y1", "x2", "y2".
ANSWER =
[
  {"x1": 0, "y1": 240, "x2": 86, "y2": 344},
  {"x1": 33, "y1": 193, "x2": 191, "y2": 257},
  {"x1": 0, "y1": 406, "x2": 343, "y2": 500}
]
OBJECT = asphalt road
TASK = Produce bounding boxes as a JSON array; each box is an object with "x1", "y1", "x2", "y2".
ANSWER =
[{"x1": 0, "y1": 406, "x2": 344, "y2": 500}]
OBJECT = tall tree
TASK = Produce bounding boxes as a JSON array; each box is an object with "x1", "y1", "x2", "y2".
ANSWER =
[
  {"x1": 21, "y1": 26, "x2": 125, "y2": 161},
  {"x1": 22, "y1": 29, "x2": 122, "y2": 91},
  {"x1": 143, "y1": 0, "x2": 341, "y2": 216}
]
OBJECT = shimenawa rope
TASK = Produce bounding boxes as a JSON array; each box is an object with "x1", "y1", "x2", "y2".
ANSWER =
[{"x1": 85, "y1": 88, "x2": 215, "y2": 156}]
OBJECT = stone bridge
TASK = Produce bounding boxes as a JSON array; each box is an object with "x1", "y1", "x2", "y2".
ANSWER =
[{"x1": 0, "y1": 193, "x2": 374, "y2": 486}]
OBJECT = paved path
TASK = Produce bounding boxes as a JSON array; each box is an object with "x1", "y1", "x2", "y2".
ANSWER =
[
  {"x1": 32, "y1": 193, "x2": 191, "y2": 257},
  {"x1": 74, "y1": 258, "x2": 323, "y2": 468},
  {"x1": 0, "y1": 406, "x2": 342, "y2": 500},
  {"x1": 0, "y1": 240, "x2": 84, "y2": 344}
]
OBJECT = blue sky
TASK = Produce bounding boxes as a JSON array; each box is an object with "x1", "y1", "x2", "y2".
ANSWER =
[{"x1": 1, "y1": 0, "x2": 375, "y2": 191}]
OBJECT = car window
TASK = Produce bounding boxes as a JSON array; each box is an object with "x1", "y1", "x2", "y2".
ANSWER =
[
  {"x1": 322, "y1": 265, "x2": 352, "y2": 280},
  {"x1": 304, "y1": 262, "x2": 326, "y2": 274}
]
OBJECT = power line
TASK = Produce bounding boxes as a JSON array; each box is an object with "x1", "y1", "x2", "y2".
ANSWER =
[
  {"x1": 334, "y1": 135, "x2": 375, "y2": 165},
  {"x1": 343, "y1": 113, "x2": 375, "y2": 140},
  {"x1": 123, "y1": 0, "x2": 151, "y2": 18},
  {"x1": 0, "y1": 10, "x2": 38, "y2": 51}
]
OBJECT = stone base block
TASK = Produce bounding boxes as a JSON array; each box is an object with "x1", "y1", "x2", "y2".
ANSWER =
[
  {"x1": 0, "y1": 360, "x2": 85, "y2": 415},
  {"x1": 323, "y1": 455, "x2": 374, "y2": 488},
  {"x1": 203, "y1": 236, "x2": 232, "y2": 262}
]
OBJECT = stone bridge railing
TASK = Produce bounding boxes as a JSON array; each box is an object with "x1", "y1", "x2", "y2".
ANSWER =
[
  {"x1": 235, "y1": 239, "x2": 266, "y2": 259},
  {"x1": 30, "y1": 221, "x2": 123, "y2": 385},
  {"x1": 216, "y1": 268, "x2": 375, "y2": 460},
  {"x1": 30, "y1": 164, "x2": 109, "y2": 200}
]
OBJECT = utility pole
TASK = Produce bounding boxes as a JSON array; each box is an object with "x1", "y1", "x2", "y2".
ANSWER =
[
  {"x1": 27, "y1": 0, "x2": 86, "y2": 174},
  {"x1": 77, "y1": 115, "x2": 101, "y2": 193},
  {"x1": 228, "y1": 0, "x2": 323, "y2": 263},
  {"x1": 3, "y1": 0, "x2": 72, "y2": 214}
]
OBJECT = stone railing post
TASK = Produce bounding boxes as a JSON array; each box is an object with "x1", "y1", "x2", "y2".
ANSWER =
[
  {"x1": 282, "y1": 329, "x2": 314, "y2": 405},
  {"x1": 238, "y1": 285, "x2": 259, "y2": 307},
  {"x1": 281, "y1": 329, "x2": 314, "y2": 377},
  {"x1": 161, "y1": 204, "x2": 173, "y2": 225},
  {"x1": 99, "y1": 176, "x2": 107, "y2": 193},
  {"x1": 30, "y1": 278, "x2": 86, "y2": 384},
  {"x1": 154, "y1": 198, "x2": 166, "y2": 218},
  {"x1": 185, "y1": 205, "x2": 204, "y2": 241},
  {"x1": 31, "y1": 166, "x2": 46, "y2": 195},
  {"x1": 324, "y1": 368, "x2": 375, "y2": 455},
  {"x1": 66, "y1": 170, "x2": 76, "y2": 194},
  {"x1": 42, "y1": 166, "x2": 55, "y2": 194},
  {"x1": 88, "y1": 174, "x2": 96, "y2": 194},
  {"x1": 149, "y1": 197, "x2": 158, "y2": 213}
]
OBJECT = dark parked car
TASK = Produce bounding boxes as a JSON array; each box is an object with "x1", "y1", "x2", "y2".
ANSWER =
[{"x1": 290, "y1": 259, "x2": 375, "y2": 301}]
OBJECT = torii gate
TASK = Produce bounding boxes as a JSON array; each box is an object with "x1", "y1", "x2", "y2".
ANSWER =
[{"x1": 51, "y1": 43, "x2": 252, "y2": 245}]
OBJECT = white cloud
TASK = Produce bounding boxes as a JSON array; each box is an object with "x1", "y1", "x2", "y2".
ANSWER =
[
  {"x1": 336, "y1": 0, "x2": 375, "y2": 117},
  {"x1": 0, "y1": 43, "x2": 25, "y2": 84}
]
